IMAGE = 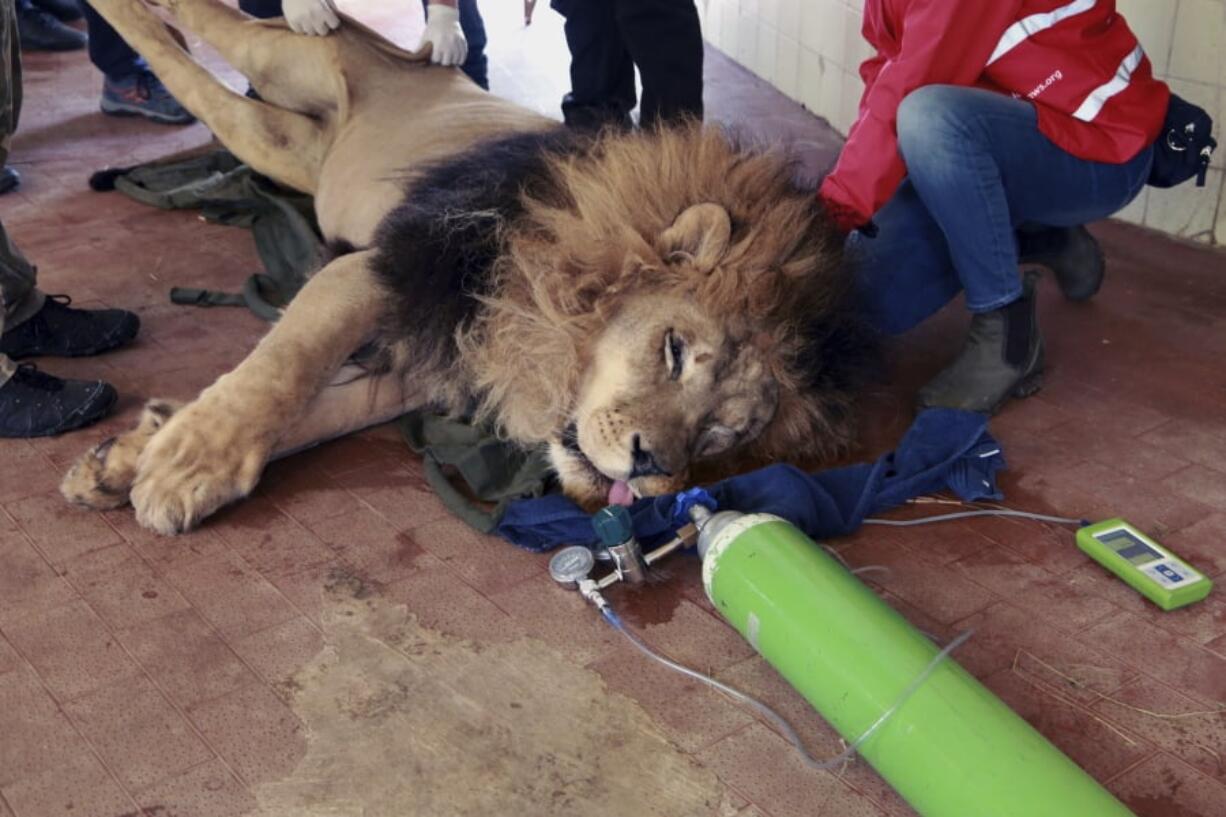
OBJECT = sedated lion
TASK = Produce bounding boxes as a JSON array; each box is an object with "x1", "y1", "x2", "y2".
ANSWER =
[{"x1": 62, "y1": 0, "x2": 871, "y2": 535}]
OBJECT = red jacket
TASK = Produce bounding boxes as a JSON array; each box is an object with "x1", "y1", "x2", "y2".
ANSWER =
[{"x1": 818, "y1": 0, "x2": 1170, "y2": 232}]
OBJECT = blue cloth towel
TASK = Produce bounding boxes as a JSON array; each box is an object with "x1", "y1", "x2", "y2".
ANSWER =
[{"x1": 495, "y1": 408, "x2": 1005, "y2": 551}]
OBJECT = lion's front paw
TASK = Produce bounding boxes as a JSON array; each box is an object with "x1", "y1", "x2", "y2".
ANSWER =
[
  {"x1": 61, "y1": 399, "x2": 182, "y2": 510},
  {"x1": 130, "y1": 399, "x2": 272, "y2": 535}
]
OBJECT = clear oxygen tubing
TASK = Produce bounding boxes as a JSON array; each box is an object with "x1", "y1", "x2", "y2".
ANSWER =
[
  {"x1": 864, "y1": 509, "x2": 1087, "y2": 527},
  {"x1": 598, "y1": 604, "x2": 971, "y2": 771}
]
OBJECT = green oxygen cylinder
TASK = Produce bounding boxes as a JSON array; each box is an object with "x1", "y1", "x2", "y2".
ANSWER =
[{"x1": 694, "y1": 509, "x2": 1136, "y2": 817}]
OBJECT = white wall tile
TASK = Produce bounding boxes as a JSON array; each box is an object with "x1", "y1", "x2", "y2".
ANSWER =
[
  {"x1": 1168, "y1": 0, "x2": 1225, "y2": 85},
  {"x1": 800, "y1": 0, "x2": 847, "y2": 70},
  {"x1": 736, "y1": 14, "x2": 759, "y2": 71},
  {"x1": 837, "y1": 70, "x2": 862, "y2": 134},
  {"x1": 758, "y1": 0, "x2": 780, "y2": 29},
  {"x1": 775, "y1": 35, "x2": 802, "y2": 102},
  {"x1": 842, "y1": 3, "x2": 870, "y2": 73},
  {"x1": 798, "y1": 46, "x2": 828, "y2": 117},
  {"x1": 704, "y1": 0, "x2": 724, "y2": 52},
  {"x1": 717, "y1": 2, "x2": 739, "y2": 56},
  {"x1": 821, "y1": 60, "x2": 847, "y2": 128},
  {"x1": 1114, "y1": 187, "x2": 1149, "y2": 226},
  {"x1": 756, "y1": 23, "x2": 779, "y2": 84},
  {"x1": 1215, "y1": 172, "x2": 1226, "y2": 243},
  {"x1": 1117, "y1": 0, "x2": 1178, "y2": 75},
  {"x1": 1145, "y1": 167, "x2": 1223, "y2": 240},
  {"x1": 777, "y1": 0, "x2": 801, "y2": 39}
]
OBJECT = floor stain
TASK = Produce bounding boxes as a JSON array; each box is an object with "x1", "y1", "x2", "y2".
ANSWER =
[{"x1": 250, "y1": 581, "x2": 739, "y2": 817}]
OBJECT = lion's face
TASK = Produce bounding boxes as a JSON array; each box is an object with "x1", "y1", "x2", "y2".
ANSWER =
[
  {"x1": 550, "y1": 292, "x2": 778, "y2": 507},
  {"x1": 463, "y1": 127, "x2": 864, "y2": 512}
]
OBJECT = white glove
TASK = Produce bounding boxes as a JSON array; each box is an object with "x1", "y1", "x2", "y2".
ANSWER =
[
  {"x1": 284, "y1": 0, "x2": 340, "y2": 36},
  {"x1": 420, "y1": 3, "x2": 468, "y2": 66}
]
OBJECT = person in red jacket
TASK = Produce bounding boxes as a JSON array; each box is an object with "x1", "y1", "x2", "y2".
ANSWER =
[{"x1": 821, "y1": 0, "x2": 1167, "y2": 413}]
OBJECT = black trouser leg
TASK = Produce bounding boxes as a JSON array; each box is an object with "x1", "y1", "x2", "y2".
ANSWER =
[
  {"x1": 614, "y1": 0, "x2": 703, "y2": 127},
  {"x1": 551, "y1": 0, "x2": 634, "y2": 129},
  {"x1": 81, "y1": 1, "x2": 143, "y2": 79},
  {"x1": 238, "y1": 0, "x2": 282, "y2": 18}
]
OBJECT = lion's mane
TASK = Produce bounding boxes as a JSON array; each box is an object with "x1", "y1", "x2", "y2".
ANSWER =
[{"x1": 372, "y1": 124, "x2": 871, "y2": 465}]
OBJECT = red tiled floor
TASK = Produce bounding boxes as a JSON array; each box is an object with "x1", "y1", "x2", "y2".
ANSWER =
[
  {"x1": 7, "y1": 492, "x2": 122, "y2": 569},
  {"x1": 981, "y1": 668, "x2": 1154, "y2": 782},
  {"x1": 1, "y1": 752, "x2": 134, "y2": 817},
  {"x1": 62, "y1": 674, "x2": 213, "y2": 792},
  {"x1": 697, "y1": 723, "x2": 890, "y2": 817},
  {"x1": 1109, "y1": 753, "x2": 1226, "y2": 817},
  {"x1": 953, "y1": 601, "x2": 1137, "y2": 700},
  {"x1": 136, "y1": 759, "x2": 257, "y2": 817},
  {"x1": 380, "y1": 553, "x2": 526, "y2": 643},
  {"x1": 1091, "y1": 676, "x2": 1226, "y2": 788},
  {"x1": 590, "y1": 643, "x2": 755, "y2": 753},
  {"x1": 1080, "y1": 613, "x2": 1226, "y2": 706},
  {"x1": 62, "y1": 543, "x2": 192, "y2": 629},
  {"x1": 3, "y1": 600, "x2": 139, "y2": 701},
  {"x1": 185, "y1": 682, "x2": 305, "y2": 786},
  {"x1": 229, "y1": 616, "x2": 323, "y2": 701},
  {"x1": 2, "y1": 1, "x2": 1224, "y2": 815},
  {"x1": 0, "y1": 670, "x2": 94, "y2": 790},
  {"x1": 164, "y1": 551, "x2": 301, "y2": 641},
  {"x1": 117, "y1": 609, "x2": 257, "y2": 709},
  {"x1": 0, "y1": 530, "x2": 76, "y2": 627}
]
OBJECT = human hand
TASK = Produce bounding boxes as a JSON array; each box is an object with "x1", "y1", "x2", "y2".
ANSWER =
[
  {"x1": 283, "y1": 0, "x2": 340, "y2": 36},
  {"x1": 420, "y1": 3, "x2": 468, "y2": 66}
]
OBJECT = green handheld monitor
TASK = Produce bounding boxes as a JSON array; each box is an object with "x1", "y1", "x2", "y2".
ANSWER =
[{"x1": 1077, "y1": 518, "x2": 1212, "y2": 611}]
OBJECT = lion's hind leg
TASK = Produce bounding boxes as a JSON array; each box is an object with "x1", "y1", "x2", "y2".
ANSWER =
[
  {"x1": 87, "y1": 0, "x2": 325, "y2": 193},
  {"x1": 150, "y1": 0, "x2": 344, "y2": 116},
  {"x1": 61, "y1": 399, "x2": 183, "y2": 510}
]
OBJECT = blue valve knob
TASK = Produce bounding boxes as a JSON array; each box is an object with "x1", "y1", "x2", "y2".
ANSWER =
[{"x1": 671, "y1": 487, "x2": 717, "y2": 528}]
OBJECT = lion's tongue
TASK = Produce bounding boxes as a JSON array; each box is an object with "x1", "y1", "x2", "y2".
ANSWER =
[{"x1": 608, "y1": 479, "x2": 635, "y2": 507}]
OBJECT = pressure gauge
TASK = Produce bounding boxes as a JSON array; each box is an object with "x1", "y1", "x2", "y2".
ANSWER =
[{"x1": 549, "y1": 545, "x2": 596, "y2": 587}]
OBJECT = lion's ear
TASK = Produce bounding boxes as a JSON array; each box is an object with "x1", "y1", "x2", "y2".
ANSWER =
[{"x1": 657, "y1": 203, "x2": 732, "y2": 273}]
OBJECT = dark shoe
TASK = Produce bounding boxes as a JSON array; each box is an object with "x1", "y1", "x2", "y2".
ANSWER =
[
  {"x1": 30, "y1": 0, "x2": 82, "y2": 23},
  {"x1": 16, "y1": 3, "x2": 87, "y2": 51},
  {"x1": 101, "y1": 70, "x2": 195, "y2": 125},
  {"x1": 0, "y1": 295, "x2": 140, "y2": 360},
  {"x1": 917, "y1": 272, "x2": 1044, "y2": 414},
  {"x1": 0, "y1": 364, "x2": 117, "y2": 438},
  {"x1": 0, "y1": 166, "x2": 18, "y2": 195},
  {"x1": 1018, "y1": 225, "x2": 1105, "y2": 302}
]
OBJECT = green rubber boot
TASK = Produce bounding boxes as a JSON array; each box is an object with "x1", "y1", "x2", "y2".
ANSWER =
[{"x1": 917, "y1": 272, "x2": 1044, "y2": 415}]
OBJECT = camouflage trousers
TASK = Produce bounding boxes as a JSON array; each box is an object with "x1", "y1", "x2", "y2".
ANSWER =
[{"x1": 1, "y1": 0, "x2": 44, "y2": 386}]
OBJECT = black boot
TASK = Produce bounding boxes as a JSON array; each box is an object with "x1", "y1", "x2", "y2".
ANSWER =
[
  {"x1": 16, "y1": 0, "x2": 87, "y2": 51},
  {"x1": 917, "y1": 272, "x2": 1044, "y2": 414},
  {"x1": 1018, "y1": 225, "x2": 1105, "y2": 302},
  {"x1": 0, "y1": 295, "x2": 140, "y2": 359},
  {"x1": 0, "y1": 167, "x2": 18, "y2": 195},
  {"x1": 30, "y1": 0, "x2": 82, "y2": 23},
  {"x1": 0, "y1": 364, "x2": 117, "y2": 438}
]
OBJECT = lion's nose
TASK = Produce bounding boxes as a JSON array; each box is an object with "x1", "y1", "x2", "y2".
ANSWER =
[{"x1": 629, "y1": 434, "x2": 670, "y2": 478}]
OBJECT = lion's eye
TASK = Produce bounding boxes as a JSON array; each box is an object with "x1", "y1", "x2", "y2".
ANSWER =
[{"x1": 664, "y1": 329, "x2": 686, "y2": 380}]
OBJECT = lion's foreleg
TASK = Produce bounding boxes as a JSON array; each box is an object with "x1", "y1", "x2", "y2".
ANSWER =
[
  {"x1": 129, "y1": 251, "x2": 385, "y2": 534},
  {"x1": 274, "y1": 364, "x2": 424, "y2": 458}
]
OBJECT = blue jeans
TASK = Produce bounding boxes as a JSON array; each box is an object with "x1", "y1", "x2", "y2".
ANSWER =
[
  {"x1": 850, "y1": 85, "x2": 1153, "y2": 335},
  {"x1": 82, "y1": 1, "x2": 145, "y2": 79}
]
